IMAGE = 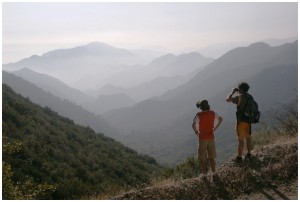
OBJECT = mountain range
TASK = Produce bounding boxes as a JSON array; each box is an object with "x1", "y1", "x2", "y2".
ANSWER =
[
  {"x1": 3, "y1": 42, "x2": 162, "y2": 90},
  {"x1": 96, "y1": 52, "x2": 213, "y2": 89},
  {"x1": 85, "y1": 75, "x2": 188, "y2": 103},
  {"x1": 3, "y1": 40, "x2": 298, "y2": 166},
  {"x1": 3, "y1": 42, "x2": 213, "y2": 91}
]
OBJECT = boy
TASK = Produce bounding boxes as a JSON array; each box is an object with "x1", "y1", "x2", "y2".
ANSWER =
[{"x1": 192, "y1": 100, "x2": 223, "y2": 178}]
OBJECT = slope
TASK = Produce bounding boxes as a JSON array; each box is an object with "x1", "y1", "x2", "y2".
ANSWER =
[
  {"x1": 111, "y1": 137, "x2": 298, "y2": 199},
  {"x1": 13, "y1": 68, "x2": 92, "y2": 104},
  {"x1": 2, "y1": 84, "x2": 162, "y2": 199}
]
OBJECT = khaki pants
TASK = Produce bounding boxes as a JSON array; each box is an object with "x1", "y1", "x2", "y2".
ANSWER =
[{"x1": 198, "y1": 140, "x2": 217, "y2": 161}]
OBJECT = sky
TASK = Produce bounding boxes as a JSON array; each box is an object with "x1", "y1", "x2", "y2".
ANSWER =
[{"x1": 2, "y1": 2, "x2": 298, "y2": 64}]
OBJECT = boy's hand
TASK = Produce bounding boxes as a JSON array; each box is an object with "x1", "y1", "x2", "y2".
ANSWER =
[{"x1": 232, "y1": 88, "x2": 238, "y2": 93}]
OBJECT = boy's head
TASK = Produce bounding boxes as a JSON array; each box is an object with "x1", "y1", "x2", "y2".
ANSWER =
[
  {"x1": 196, "y1": 99, "x2": 210, "y2": 111},
  {"x1": 238, "y1": 82, "x2": 250, "y2": 93}
]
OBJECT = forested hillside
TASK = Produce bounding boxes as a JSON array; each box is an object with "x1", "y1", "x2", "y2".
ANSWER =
[{"x1": 2, "y1": 84, "x2": 162, "y2": 199}]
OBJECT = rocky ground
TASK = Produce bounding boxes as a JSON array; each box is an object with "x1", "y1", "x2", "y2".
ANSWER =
[{"x1": 110, "y1": 138, "x2": 298, "y2": 200}]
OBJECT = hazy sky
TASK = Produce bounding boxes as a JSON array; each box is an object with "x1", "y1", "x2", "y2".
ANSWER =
[{"x1": 2, "y1": 2, "x2": 298, "y2": 63}]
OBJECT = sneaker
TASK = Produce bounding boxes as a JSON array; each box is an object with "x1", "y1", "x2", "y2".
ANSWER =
[{"x1": 233, "y1": 156, "x2": 243, "y2": 163}]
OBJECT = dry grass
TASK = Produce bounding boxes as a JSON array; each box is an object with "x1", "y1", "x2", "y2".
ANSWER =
[{"x1": 111, "y1": 139, "x2": 298, "y2": 200}]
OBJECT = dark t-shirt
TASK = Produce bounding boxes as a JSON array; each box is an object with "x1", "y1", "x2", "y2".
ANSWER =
[{"x1": 232, "y1": 93, "x2": 251, "y2": 123}]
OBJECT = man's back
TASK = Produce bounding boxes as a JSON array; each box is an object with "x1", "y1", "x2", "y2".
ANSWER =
[{"x1": 197, "y1": 110, "x2": 216, "y2": 140}]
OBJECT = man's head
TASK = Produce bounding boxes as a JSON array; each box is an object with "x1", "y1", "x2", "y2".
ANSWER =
[
  {"x1": 238, "y1": 82, "x2": 250, "y2": 93},
  {"x1": 196, "y1": 99, "x2": 210, "y2": 111}
]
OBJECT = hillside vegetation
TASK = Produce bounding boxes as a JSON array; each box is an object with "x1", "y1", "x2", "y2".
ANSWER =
[{"x1": 2, "y1": 84, "x2": 161, "y2": 199}]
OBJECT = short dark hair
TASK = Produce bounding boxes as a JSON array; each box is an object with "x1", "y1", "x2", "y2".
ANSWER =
[
  {"x1": 238, "y1": 82, "x2": 250, "y2": 92},
  {"x1": 201, "y1": 105, "x2": 210, "y2": 111}
]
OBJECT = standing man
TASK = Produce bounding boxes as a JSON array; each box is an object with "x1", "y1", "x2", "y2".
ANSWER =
[
  {"x1": 226, "y1": 82, "x2": 252, "y2": 163},
  {"x1": 192, "y1": 100, "x2": 223, "y2": 179}
]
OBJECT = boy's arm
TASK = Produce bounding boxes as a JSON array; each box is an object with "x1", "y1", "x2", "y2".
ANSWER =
[
  {"x1": 192, "y1": 122, "x2": 199, "y2": 134},
  {"x1": 192, "y1": 115, "x2": 199, "y2": 135},
  {"x1": 226, "y1": 88, "x2": 238, "y2": 103},
  {"x1": 214, "y1": 116, "x2": 223, "y2": 131}
]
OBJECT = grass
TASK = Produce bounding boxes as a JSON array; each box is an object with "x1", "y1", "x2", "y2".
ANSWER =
[{"x1": 252, "y1": 101, "x2": 297, "y2": 149}]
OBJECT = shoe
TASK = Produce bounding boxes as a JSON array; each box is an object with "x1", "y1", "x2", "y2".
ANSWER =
[
  {"x1": 233, "y1": 156, "x2": 243, "y2": 163},
  {"x1": 245, "y1": 153, "x2": 251, "y2": 159},
  {"x1": 211, "y1": 172, "x2": 218, "y2": 181},
  {"x1": 200, "y1": 173, "x2": 208, "y2": 180}
]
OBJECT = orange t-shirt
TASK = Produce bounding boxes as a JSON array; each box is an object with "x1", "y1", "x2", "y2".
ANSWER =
[{"x1": 194, "y1": 110, "x2": 218, "y2": 140}]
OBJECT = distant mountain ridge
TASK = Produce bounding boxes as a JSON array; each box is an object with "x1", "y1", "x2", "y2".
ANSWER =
[
  {"x1": 6, "y1": 42, "x2": 213, "y2": 105},
  {"x1": 2, "y1": 42, "x2": 213, "y2": 92},
  {"x1": 103, "y1": 52, "x2": 214, "y2": 88},
  {"x1": 9, "y1": 68, "x2": 188, "y2": 114},
  {"x1": 3, "y1": 42, "x2": 164, "y2": 90},
  {"x1": 42, "y1": 42, "x2": 136, "y2": 58},
  {"x1": 86, "y1": 75, "x2": 188, "y2": 103},
  {"x1": 13, "y1": 68, "x2": 92, "y2": 104}
]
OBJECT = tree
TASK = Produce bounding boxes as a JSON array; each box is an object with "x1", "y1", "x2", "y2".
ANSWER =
[{"x1": 2, "y1": 134, "x2": 56, "y2": 199}]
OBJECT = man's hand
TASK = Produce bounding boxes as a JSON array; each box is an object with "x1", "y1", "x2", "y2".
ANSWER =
[
  {"x1": 232, "y1": 88, "x2": 238, "y2": 93},
  {"x1": 226, "y1": 89, "x2": 237, "y2": 102}
]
